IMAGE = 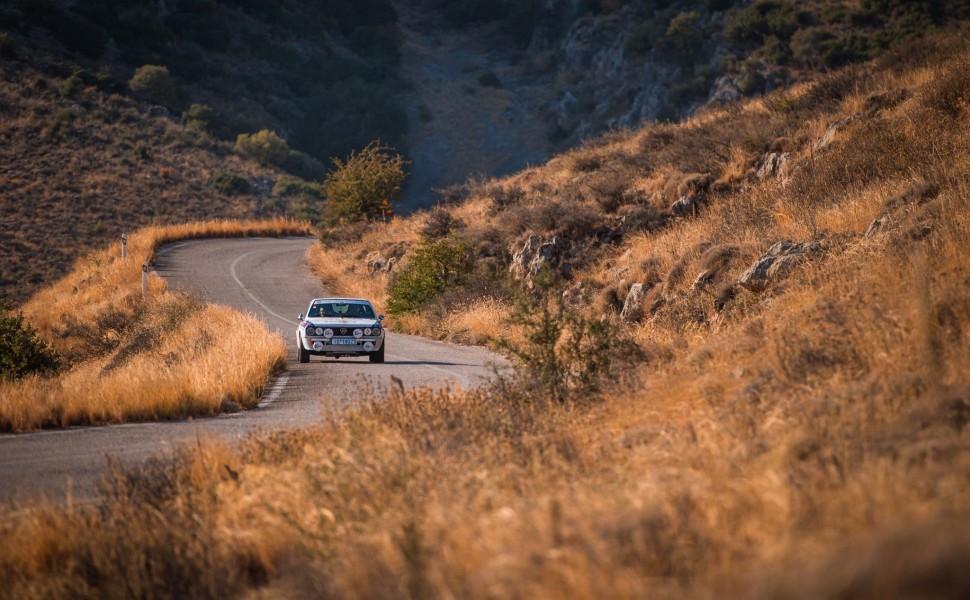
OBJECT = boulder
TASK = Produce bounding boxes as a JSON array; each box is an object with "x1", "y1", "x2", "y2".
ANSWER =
[
  {"x1": 737, "y1": 240, "x2": 822, "y2": 292},
  {"x1": 509, "y1": 235, "x2": 571, "y2": 284},
  {"x1": 620, "y1": 282, "x2": 648, "y2": 323},
  {"x1": 756, "y1": 152, "x2": 791, "y2": 180}
]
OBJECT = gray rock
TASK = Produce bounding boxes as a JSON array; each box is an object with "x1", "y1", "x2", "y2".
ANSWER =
[
  {"x1": 671, "y1": 193, "x2": 704, "y2": 218},
  {"x1": 509, "y1": 235, "x2": 571, "y2": 284},
  {"x1": 707, "y1": 75, "x2": 741, "y2": 106},
  {"x1": 690, "y1": 270, "x2": 714, "y2": 291},
  {"x1": 756, "y1": 152, "x2": 791, "y2": 180},
  {"x1": 620, "y1": 282, "x2": 647, "y2": 323},
  {"x1": 865, "y1": 216, "x2": 889, "y2": 238},
  {"x1": 814, "y1": 114, "x2": 861, "y2": 152},
  {"x1": 737, "y1": 240, "x2": 822, "y2": 291}
]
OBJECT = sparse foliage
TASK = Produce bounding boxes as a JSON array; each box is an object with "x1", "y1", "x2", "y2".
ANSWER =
[
  {"x1": 501, "y1": 284, "x2": 637, "y2": 403},
  {"x1": 323, "y1": 141, "x2": 408, "y2": 223}
]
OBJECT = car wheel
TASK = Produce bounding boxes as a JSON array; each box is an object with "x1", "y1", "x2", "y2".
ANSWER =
[
  {"x1": 298, "y1": 341, "x2": 310, "y2": 364},
  {"x1": 369, "y1": 341, "x2": 385, "y2": 363}
]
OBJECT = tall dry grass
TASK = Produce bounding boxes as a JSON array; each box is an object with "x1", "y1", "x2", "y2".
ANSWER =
[{"x1": 0, "y1": 219, "x2": 310, "y2": 431}]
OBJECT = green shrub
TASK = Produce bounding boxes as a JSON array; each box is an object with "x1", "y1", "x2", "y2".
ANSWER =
[
  {"x1": 235, "y1": 129, "x2": 290, "y2": 166},
  {"x1": 0, "y1": 301, "x2": 61, "y2": 381},
  {"x1": 181, "y1": 103, "x2": 232, "y2": 140},
  {"x1": 323, "y1": 140, "x2": 408, "y2": 223},
  {"x1": 500, "y1": 289, "x2": 638, "y2": 403},
  {"x1": 273, "y1": 175, "x2": 324, "y2": 199},
  {"x1": 58, "y1": 73, "x2": 84, "y2": 97},
  {"x1": 386, "y1": 237, "x2": 471, "y2": 314},
  {"x1": 725, "y1": 0, "x2": 800, "y2": 45},
  {"x1": 128, "y1": 65, "x2": 177, "y2": 106},
  {"x1": 656, "y1": 11, "x2": 704, "y2": 62},
  {"x1": 208, "y1": 171, "x2": 252, "y2": 196}
]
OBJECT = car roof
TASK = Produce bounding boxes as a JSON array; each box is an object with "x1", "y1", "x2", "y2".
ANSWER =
[{"x1": 309, "y1": 298, "x2": 372, "y2": 304}]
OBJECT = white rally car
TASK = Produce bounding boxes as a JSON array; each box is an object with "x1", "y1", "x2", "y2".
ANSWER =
[{"x1": 296, "y1": 298, "x2": 386, "y2": 363}]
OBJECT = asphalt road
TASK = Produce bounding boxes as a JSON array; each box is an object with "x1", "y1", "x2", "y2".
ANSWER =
[{"x1": 0, "y1": 237, "x2": 507, "y2": 505}]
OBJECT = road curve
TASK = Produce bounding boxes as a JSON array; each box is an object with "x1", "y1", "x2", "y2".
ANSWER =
[{"x1": 0, "y1": 237, "x2": 507, "y2": 504}]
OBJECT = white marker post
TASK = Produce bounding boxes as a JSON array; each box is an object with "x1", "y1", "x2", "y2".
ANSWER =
[
  {"x1": 142, "y1": 262, "x2": 148, "y2": 295},
  {"x1": 121, "y1": 233, "x2": 128, "y2": 260}
]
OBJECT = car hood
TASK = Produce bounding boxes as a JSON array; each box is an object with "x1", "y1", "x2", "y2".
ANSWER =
[{"x1": 303, "y1": 317, "x2": 380, "y2": 328}]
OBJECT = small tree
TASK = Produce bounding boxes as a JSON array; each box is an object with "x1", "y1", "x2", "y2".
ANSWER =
[
  {"x1": 235, "y1": 129, "x2": 290, "y2": 166},
  {"x1": 0, "y1": 301, "x2": 61, "y2": 381},
  {"x1": 324, "y1": 141, "x2": 408, "y2": 222},
  {"x1": 386, "y1": 236, "x2": 470, "y2": 314},
  {"x1": 128, "y1": 65, "x2": 177, "y2": 106}
]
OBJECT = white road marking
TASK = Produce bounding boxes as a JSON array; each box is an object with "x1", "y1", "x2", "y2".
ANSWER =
[
  {"x1": 230, "y1": 250, "x2": 300, "y2": 326},
  {"x1": 257, "y1": 372, "x2": 290, "y2": 408}
]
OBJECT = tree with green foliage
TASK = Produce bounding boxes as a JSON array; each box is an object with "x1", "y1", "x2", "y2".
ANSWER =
[
  {"x1": 235, "y1": 129, "x2": 289, "y2": 166},
  {"x1": 323, "y1": 141, "x2": 408, "y2": 222},
  {"x1": 128, "y1": 64, "x2": 177, "y2": 106},
  {"x1": 0, "y1": 301, "x2": 61, "y2": 381},
  {"x1": 386, "y1": 236, "x2": 470, "y2": 314}
]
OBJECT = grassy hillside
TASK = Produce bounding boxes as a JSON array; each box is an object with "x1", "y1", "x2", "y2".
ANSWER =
[
  {"x1": 0, "y1": 219, "x2": 310, "y2": 432},
  {"x1": 2, "y1": 28, "x2": 969, "y2": 599}
]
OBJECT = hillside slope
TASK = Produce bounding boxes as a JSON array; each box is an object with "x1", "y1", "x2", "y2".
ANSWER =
[{"x1": 0, "y1": 49, "x2": 287, "y2": 303}]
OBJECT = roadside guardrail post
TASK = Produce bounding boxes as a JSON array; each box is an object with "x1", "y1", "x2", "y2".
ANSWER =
[
  {"x1": 142, "y1": 262, "x2": 148, "y2": 294},
  {"x1": 121, "y1": 233, "x2": 128, "y2": 260}
]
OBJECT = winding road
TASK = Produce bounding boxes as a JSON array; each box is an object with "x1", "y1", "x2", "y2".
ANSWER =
[{"x1": 0, "y1": 237, "x2": 506, "y2": 504}]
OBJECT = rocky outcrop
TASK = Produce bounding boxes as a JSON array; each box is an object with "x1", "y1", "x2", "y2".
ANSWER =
[
  {"x1": 756, "y1": 152, "x2": 791, "y2": 180},
  {"x1": 620, "y1": 282, "x2": 648, "y2": 323},
  {"x1": 509, "y1": 235, "x2": 572, "y2": 284},
  {"x1": 737, "y1": 241, "x2": 823, "y2": 291},
  {"x1": 366, "y1": 253, "x2": 397, "y2": 273}
]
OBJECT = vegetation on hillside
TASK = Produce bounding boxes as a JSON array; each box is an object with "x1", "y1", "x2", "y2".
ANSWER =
[{"x1": 0, "y1": 0, "x2": 407, "y2": 164}]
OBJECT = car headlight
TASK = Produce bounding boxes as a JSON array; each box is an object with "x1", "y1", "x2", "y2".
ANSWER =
[
  {"x1": 313, "y1": 327, "x2": 323, "y2": 336},
  {"x1": 305, "y1": 324, "x2": 314, "y2": 334},
  {"x1": 323, "y1": 328, "x2": 334, "y2": 338},
  {"x1": 372, "y1": 326, "x2": 381, "y2": 335},
  {"x1": 364, "y1": 328, "x2": 372, "y2": 336},
  {"x1": 353, "y1": 328, "x2": 363, "y2": 339}
]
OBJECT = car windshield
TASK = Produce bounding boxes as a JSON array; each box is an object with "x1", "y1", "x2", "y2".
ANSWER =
[{"x1": 308, "y1": 302, "x2": 375, "y2": 319}]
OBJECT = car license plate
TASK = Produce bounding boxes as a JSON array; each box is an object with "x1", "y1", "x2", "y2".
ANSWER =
[{"x1": 331, "y1": 338, "x2": 357, "y2": 345}]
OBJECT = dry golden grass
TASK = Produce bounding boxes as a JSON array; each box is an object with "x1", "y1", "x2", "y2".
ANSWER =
[
  {"x1": 0, "y1": 218, "x2": 310, "y2": 431},
  {"x1": 3, "y1": 31, "x2": 970, "y2": 600}
]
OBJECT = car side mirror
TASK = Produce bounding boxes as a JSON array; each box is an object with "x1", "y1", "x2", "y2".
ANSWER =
[
  {"x1": 378, "y1": 314, "x2": 385, "y2": 321},
  {"x1": 298, "y1": 313, "x2": 304, "y2": 320}
]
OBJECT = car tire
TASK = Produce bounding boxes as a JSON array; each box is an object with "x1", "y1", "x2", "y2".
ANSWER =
[
  {"x1": 298, "y1": 341, "x2": 310, "y2": 364},
  {"x1": 369, "y1": 341, "x2": 385, "y2": 363}
]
